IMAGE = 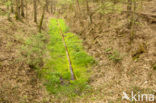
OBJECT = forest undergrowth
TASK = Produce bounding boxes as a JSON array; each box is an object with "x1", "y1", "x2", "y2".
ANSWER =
[
  {"x1": 20, "y1": 18, "x2": 95, "y2": 100},
  {"x1": 0, "y1": 0, "x2": 156, "y2": 103}
]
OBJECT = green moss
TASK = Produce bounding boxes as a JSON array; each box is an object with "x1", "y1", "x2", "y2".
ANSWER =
[{"x1": 43, "y1": 18, "x2": 95, "y2": 97}]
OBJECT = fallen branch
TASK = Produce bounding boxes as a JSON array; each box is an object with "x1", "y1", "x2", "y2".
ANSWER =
[{"x1": 57, "y1": 20, "x2": 76, "y2": 80}]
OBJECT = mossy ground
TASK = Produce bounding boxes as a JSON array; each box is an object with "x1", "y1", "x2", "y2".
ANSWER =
[{"x1": 40, "y1": 18, "x2": 95, "y2": 97}]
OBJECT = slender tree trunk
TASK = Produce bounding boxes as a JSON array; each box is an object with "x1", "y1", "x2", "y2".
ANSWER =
[
  {"x1": 127, "y1": 0, "x2": 132, "y2": 11},
  {"x1": 86, "y1": 0, "x2": 92, "y2": 23},
  {"x1": 75, "y1": 0, "x2": 80, "y2": 12},
  {"x1": 21, "y1": 0, "x2": 24, "y2": 17},
  {"x1": 58, "y1": 21, "x2": 76, "y2": 80},
  {"x1": 86, "y1": 0, "x2": 89, "y2": 14},
  {"x1": 130, "y1": 0, "x2": 136, "y2": 41},
  {"x1": 45, "y1": 0, "x2": 49, "y2": 13},
  {"x1": 50, "y1": 2, "x2": 52, "y2": 14},
  {"x1": 7, "y1": 11, "x2": 11, "y2": 21},
  {"x1": 33, "y1": 0, "x2": 37, "y2": 23},
  {"x1": 25, "y1": 0, "x2": 27, "y2": 19},
  {"x1": 39, "y1": 5, "x2": 46, "y2": 33},
  {"x1": 15, "y1": 0, "x2": 20, "y2": 20},
  {"x1": 7, "y1": 1, "x2": 11, "y2": 21},
  {"x1": 6, "y1": 0, "x2": 9, "y2": 10},
  {"x1": 127, "y1": 0, "x2": 132, "y2": 29},
  {"x1": 11, "y1": 0, "x2": 14, "y2": 13},
  {"x1": 50, "y1": 0, "x2": 53, "y2": 14},
  {"x1": 127, "y1": 0, "x2": 132, "y2": 17}
]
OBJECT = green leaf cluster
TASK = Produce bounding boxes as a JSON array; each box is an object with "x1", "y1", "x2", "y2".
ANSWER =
[
  {"x1": 105, "y1": 48, "x2": 122, "y2": 63},
  {"x1": 20, "y1": 33, "x2": 46, "y2": 69}
]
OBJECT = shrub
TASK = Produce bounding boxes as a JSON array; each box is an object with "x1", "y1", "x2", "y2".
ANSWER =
[{"x1": 20, "y1": 33, "x2": 46, "y2": 69}]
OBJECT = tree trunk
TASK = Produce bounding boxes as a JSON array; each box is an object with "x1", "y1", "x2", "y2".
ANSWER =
[
  {"x1": 11, "y1": 0, "x2": 14, "y2": 13},
  {"x1": 39, "y1": 5, "x2": 46, "y2": 33},
  {"x1": 76, "y1": 0, "x2": 80, "y2": 12},
  {"x1": 21, "y1": 0, "x2": 24, "y2": 17},
  {"x1": 33, "y1": 0, "x2": 37, "y2": 23},
  {"x1": 15, "y1": 0, "x2": 20, "y2": 20},
  {"x1": 86, "y1": 0, "x2": 92, "y2": 23},
  {"x1": 7, "y1": 1, "x2": 11, "y2": 21},
  {"x1": 50, "y1": 0, "x2": 53, "y2": 14},
  {"x1": 25, "y1": 0, "x2": 28, "y2": 19},
  {"x1": 130, "y1": 0, "x2": 136, "y2": 41},
  {"x1": 46, "y1": 0, "x2": 49, "y2": 13},
  {"x1": 127, "y1": 0, "x2": 132, "y2": 17}
]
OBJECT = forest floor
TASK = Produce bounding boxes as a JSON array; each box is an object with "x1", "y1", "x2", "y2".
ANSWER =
[
  {"x1": 64, "y1": 0, "x2": 156, "y2": 102},
  {"x1": 0, "y1": 0, "x2": 156, "y2": 103},
  {"x1": 0, "y1": 18, "x2": 53, "y2": 102}
]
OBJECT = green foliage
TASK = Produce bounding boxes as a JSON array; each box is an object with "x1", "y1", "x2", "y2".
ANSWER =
[
  {"x1": 19, "y1": 18, "x2": 94, "y2": 97},
  {"x1": 5, "y1": 1, "x2": 11, "y2": 6},
  {"x1": 109, "y1": 51, "x2": 121, "y2": 63},
  {"x1": 20, "y1": 33, "x2": 46, "y2": 69},
  {"x1": 152, "y1": 64, "x2": 156, "y2": 70},
  {"x1": 43, "y1": 18, "x2": 95, "y2": 96},
  {"x1": 98, "y1": 1, "x2": 123, "y2": 14},
  {"x1": 57, "y1": 0, "x2": 74, "y2": 5},
  {"x1": 105, "y1": 48, "x2": 122, "y2": 63}
]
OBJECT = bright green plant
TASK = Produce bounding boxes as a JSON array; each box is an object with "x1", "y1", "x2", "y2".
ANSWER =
[{"x1": 43, "y1": 18, "x2": 95, "y2": 96}]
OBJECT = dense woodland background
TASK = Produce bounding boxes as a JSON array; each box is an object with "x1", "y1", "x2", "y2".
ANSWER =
[{"x1": 0, "y1": 0, "x2": 156, "y2": 102}]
